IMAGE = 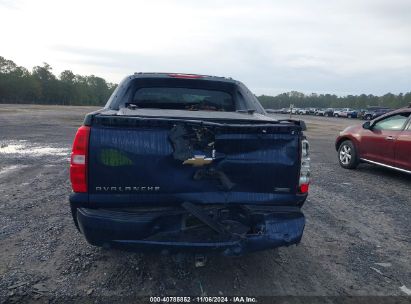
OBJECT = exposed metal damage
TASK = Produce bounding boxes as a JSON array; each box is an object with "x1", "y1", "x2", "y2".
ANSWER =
[{"x1": 168, "y1": 123, "x2": 216, "y2": 163}]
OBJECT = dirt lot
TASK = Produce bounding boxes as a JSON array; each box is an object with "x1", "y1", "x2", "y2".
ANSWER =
[{"x1": 0, "y1": 104, "x2": 410, "y2": 302}]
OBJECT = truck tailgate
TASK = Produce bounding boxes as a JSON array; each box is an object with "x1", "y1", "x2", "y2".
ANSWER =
[{"x1": 87, "y1": 116, "x2": 303, "y2": 207}]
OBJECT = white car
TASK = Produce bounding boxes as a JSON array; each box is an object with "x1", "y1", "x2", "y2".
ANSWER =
[
  {"x1": 333, "y1": 109, "x2": 344, "y2": 117},
  {"x1": 297, "y1": 108, "x2": 309, "y2": 115}
]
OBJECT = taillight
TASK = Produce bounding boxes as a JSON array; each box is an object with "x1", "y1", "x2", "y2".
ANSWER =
[
  {"x1": 299, "y1": 139, "x2": 310, "y2": 194},
  {"x1": 70, "y1": 126, "x2": 90, "y2": 193}
]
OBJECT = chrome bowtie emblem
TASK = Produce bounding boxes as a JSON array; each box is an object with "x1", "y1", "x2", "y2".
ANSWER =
[{"x1": 183, "y1": 155, "x2": 213, "y2": 166}]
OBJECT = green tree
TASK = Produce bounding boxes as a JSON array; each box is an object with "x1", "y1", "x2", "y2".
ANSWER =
[{"x1": 0, "y1": 55, "x2": 408, "y2": 108}]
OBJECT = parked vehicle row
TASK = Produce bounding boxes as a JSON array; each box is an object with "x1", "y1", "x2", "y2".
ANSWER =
[
  {"x1": 266, "y1": 106, "x2": 393, "y2": 120},
  {"x1": 361, "y1": 107, "x2": 392, "y2": 120}
]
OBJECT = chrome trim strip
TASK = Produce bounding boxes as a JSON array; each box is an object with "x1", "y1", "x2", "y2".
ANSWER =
[{"x1": 360, "y1": 158, "x2": 411, "y2": 174}]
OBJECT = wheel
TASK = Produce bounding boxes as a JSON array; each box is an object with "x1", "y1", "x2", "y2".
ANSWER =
[
  {"x1": 338, "y1": 140, "x2": 359, "y2": 169},
  {"x1": 348, "y1": 114, "x2": 352, "y2": 118},
  {"x1": 334, "y1": 114, "x2": 339, "y2": 117},
  {"x1": 365, "y1": 115, "x2": 372, "y2": 120}
]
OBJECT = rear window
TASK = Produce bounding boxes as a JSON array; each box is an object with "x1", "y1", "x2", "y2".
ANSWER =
[{"x1": 131, "y1": 87, "x2": 235, "y2": 111}]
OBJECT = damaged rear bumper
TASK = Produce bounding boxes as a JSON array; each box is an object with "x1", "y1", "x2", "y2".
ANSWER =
[{"x1": 74, "y1": 205, "x2": 305, "y2": 256}]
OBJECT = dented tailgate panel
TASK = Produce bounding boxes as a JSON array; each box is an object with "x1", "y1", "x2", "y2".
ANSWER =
[{"x1": 87, "y1": 118, "x2": 302, "y2": 206}]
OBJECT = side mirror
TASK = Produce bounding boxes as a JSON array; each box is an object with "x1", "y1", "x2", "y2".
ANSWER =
[{"x1": 362, "y1": 121, "x2": 371, "y2": 129}]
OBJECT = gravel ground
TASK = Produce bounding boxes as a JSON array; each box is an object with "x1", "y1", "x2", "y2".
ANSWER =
[{"x1": 0, "y1": 104, "x2": 410, "y2": 303}]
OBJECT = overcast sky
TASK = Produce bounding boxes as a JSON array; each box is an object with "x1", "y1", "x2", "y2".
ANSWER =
[{"x1": 1, "y1": 0, "x2": 410, "y2": 96}]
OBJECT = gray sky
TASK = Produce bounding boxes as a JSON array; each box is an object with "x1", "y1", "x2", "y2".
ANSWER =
[{"x1": 1, "y1": 0, "x2": 410, "y2": 96}]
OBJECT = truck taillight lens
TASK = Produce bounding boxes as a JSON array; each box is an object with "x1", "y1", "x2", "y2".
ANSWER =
[
  {"x1": 299, "y1": 139, "x2": 310, "y2": 194},
  {"x1": 70, "y1": 126, "x2": 90, "y2": 193}
]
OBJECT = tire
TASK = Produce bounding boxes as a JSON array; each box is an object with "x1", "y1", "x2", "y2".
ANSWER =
[
  {"x1": 348, "y1": 114, "x2": 352, "y2": 118},
  {"x1": 334, "y1": 114, "x2": 339, "y2": 117},
  {"x1": 338, "y1": 140, "x2": 359, "y2": 169}
]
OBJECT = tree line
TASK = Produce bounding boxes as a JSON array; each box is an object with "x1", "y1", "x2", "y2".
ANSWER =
[
  {"x1": 1, "y1": 56, "x2": 410, "y2": 109},
  {"x1": 257, "y1": 90, "x2": 411, "y2": 110},
  {"x1": 0, "y1": 56, "x2": 116, "y2": 106}
]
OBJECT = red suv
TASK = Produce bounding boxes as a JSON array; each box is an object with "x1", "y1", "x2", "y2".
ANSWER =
[{"x1": 335, "y1": 106, "x2": 411, "y2": 174}]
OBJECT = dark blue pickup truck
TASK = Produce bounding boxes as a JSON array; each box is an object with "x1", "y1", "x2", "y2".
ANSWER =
[{"x1": 69, "y1": 73, "x2": 310, "y2": 256}]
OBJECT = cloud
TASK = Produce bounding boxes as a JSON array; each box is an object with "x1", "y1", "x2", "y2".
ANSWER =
[
  {"x1": 0, "y1": 0, "x2": 21, "y2": 9},
  {"x1": 1, "y1": 0, "x2": 410, "y2": 95}
]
